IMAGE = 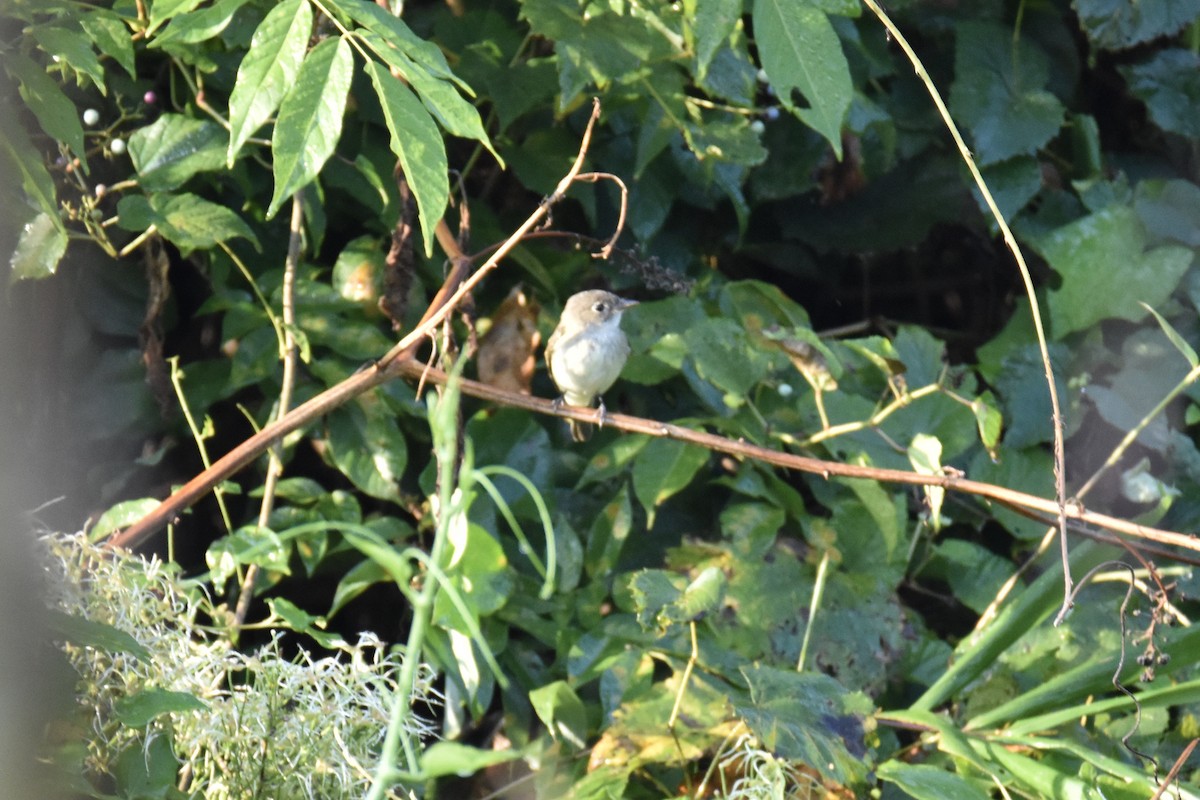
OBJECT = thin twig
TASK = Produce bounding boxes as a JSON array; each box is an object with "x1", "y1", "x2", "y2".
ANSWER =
[{"x1": 860, "y1": 0, "x2": 1072, "y2": 622}]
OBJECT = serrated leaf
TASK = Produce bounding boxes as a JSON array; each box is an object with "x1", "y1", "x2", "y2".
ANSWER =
[
  {"x1": 1119, "y1": 49, "x2": 1200, "y2": 139},
  {"x1": 10, "y1": 212, "x2": 68, "y2": 282},
  {"x1": 81, "y1": 11, "x2": 136, "y2": 78},
  {"x1": 151, "y1": 0, "x2": 248, "y2": 47},
  {"x1": 117, "y1": 192, "x2": 258, "y2": 253},
  {"x1": 149, "y1": 0, "x2": 207, "y2": 32},
  {"x1": 360, "y1": 33, "x2": 502, "y2": 166},
  {"x1": 128, "y1": 114, "x2": 226, "y2": 191},
  {"x1": 227, "y1": 0, "x2": 312, "y2": 164},
  {"x1": 1075, "y1": 0, "x2": 1200, "y2": 50},
  {"x1": 0, "y1": 105, "x2": 61, "y2": 225},
  {"x1": 365, "y1": 60, "x2": 448, "y2": 257},
  {"x1": 632, "y1": 438, "x2": 708, "y2": 528},
  {"x1": 32, "y1": 25, "x2": 107, "y2": 93},
  {"x1": 735, "y1": 664, "x2": 872, "y2": 785},
  {"x1": 948, "y1": 22, "x2": 1065, "y2": 165},
  {"x1": 4, "y1": 52, "x2": 87, "y2": 160},
  {"x1": 1034, "y1": 205, "x2": 1195, "y2": 336},
  {"x1": 753, "y1": 0, "x2": 851, "y2": 158},
  {"x1": 267, "y1": 36, "x2": 353, "y2": 218},
  {"x1": 114, "y1": 689, "x2": 207, "y2": 728}
]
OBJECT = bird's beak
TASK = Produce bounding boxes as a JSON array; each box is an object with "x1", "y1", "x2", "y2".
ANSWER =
[{"x1": 619, "y1": 298, "x2": 639, "y2": 311}]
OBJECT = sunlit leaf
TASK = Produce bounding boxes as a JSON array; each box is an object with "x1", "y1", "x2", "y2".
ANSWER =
[
  {"x1": 10, "y1": 211, "x2": 68, "y2": 282},
  {"x1": 128, "y1": 114, "x2": 226, "y2": 191},
  {"x1": 226, "y1": 0, "x2": 311, "y2": 164},
  {"x1": 4, "y1": 52, "x2": 87, "y2": 160},
  {"x1": 268, "y1": 35, "x2": 353, "y2": 218}
]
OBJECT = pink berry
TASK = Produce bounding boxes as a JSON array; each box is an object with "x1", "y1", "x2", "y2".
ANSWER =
[{"x1": 144, "y1": 90, "x2": 157, "y2": 105}]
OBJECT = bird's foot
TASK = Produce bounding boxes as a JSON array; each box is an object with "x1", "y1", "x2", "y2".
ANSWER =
[{"x1": 596, "y1": 397, "x2": 608, "y2": 430}]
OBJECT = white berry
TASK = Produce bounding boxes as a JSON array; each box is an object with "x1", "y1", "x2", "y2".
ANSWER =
[
  {"x1": 110, "y1": 138, "x2": 126, "y2": 154},
  {"x1": 82, "y1": 108, "x2": 100, "y2": 126}
]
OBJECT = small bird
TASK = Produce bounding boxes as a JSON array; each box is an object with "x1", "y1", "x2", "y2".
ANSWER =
[{"x1": 545, "y1": 289, "x2": 637, "y2": 441}]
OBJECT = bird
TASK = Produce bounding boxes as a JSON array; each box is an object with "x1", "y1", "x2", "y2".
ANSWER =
[{"x1": 545, "y1": 289, "x2": 637, "y2": 441}]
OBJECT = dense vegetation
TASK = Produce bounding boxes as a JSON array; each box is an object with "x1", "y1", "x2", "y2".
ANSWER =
[{"x1": 3, "y1": 0, "x2": 1200, "y2": 797}]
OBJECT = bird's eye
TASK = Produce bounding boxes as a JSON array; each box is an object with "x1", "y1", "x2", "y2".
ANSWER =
[{"x1": 594, "y1": 302, "x2": 607, "y2": 313}]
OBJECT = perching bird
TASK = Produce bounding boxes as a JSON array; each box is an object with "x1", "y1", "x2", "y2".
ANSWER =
[{"x1": 545, "y1": 289, "x2": 637, "y2": 441}]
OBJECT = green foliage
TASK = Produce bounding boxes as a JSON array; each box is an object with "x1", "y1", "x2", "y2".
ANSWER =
[{"x1": 7, "y1": 0, "x2": 1200, "y2": 796}]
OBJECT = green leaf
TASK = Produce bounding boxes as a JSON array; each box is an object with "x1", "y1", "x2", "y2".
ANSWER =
[
  {"x1": 10, "y1": 212, "x2": 68, "y2": 282},
  {"x1": 1134, "y1": 179, "x2": 1200, "y2": 248},
  {"x1": 434, "y1": 523, "x2": 513, "y2": 628},
  {"x1": 329, "y1": 558, "x2": 390, "y2": 617},
  {"x1": 948, "y1": 22, "x2": 1065, "y2": 165},
  {"x1": 1120, "y1": 50, "x2": 1200, "y2": 139},
  {"x1": 226, "y1": 0, "x2": 312, "y2": 164},
  {"x1": 4, "y1": 52, "x2": 87, "y2": 160},
  {"x1": 117, "y1": 193, "x2": 258, "y2": 253},
  {"x1": 1075, "y1": 0, "x2": 1200, "y2": 50},
  {"x1": 328, "y1": 0, "x2": 469, "y2": 89},
  {"x1": 114, "y1": 689, "x2": 207, "y2": 728},
  {"x1": 907, "y1": 433, "x2": 945, "y2": 531},
  {"x1": 0, "y1": 107, "x2": 61, "y2": 227},
  {"x1": 683, "y1": 317, "x2": 771, "y2": 407},
  {"x1": 113, "y1": 733, "x2": 179, "y2": 797},
  {"x1": 151, "y1": 0, "x2": 248, "y2": 47},
  {"x1": 365, "y1": 60, "x2": 448, "y2": 258},
  {"x1": 45, "y1": 609, "x2": 150, "y2": 660},
  {"x1": 81, "y1": 11, "x2": 137, "y2": 79},
  {"x1": 753, "y1": 0, "x2": 851, "y2": 158},
  {"x1": 362, "y1": 34, "x2": 503, "y2": 166},
  {"x1": 1141, "y1": 302, "x2": 1198, "y2": 368},
  {"x1": 90, "y1": 498, "x2": 162, "y2": 540},
  {"x1": 324, "y1": 397, "x2": 407, "y2": 502},
  {"x1": 684, "y1": 0, "x2": 741, "y2": 81},
  {"x1": 877, "y1": 762, "x2": 991, "y2": 800},
  {"x1": 529, "y1": 680, "x2": 589, "y2": 748},
  {"x1": 127, "y1": 114, "x2": 227, "y2": 191},
  {"x1": 1034, "y1": 205, "x2": 1195, "y2": 336},
  {"x1": 149, "y1": 0, "x2": 207, "y2": 32},
  {"x1": 631, "y1": 438, "x2": 708, "y2": 528},
  {"x1": 268, "y1": 36, "x2": 353, "y2": 218},
  {"x1": 418, "y1": 741, "x2": 523, "y2": 779},
  {"x1": 734, "y1": 665, "x2": 872, "y2": 785},
  {"x1": 268, "y1": 597, "x2": 345, "y2": 648},
  {"x1": 32, "y1": 25, "x2": 106, "y2": 93}
]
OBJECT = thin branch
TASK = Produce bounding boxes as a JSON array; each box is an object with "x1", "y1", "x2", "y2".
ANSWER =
[
  {"x1": 860, "y1": 0, "x2": 1073, "y2": 621},
  {"x1": 107, "y1": 99, "x2": 607, "y2": 552},
  {"x1": 392, "y1": 361, "x2": 1200, "y2": 553}
]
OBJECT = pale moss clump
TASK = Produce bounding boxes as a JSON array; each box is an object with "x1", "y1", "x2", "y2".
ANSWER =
[{"x1": 42, "y1": 532, "x2": 436, "y2": 800}]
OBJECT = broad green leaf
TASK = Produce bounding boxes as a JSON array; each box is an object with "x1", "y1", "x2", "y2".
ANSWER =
[
  {"x1": 418, "y1": 741, "x2": 523, "y2": 779},
  {"x1": 529, "y1": 680, "x2": 588, "y2": 748},
  {"x1": 148, "y1": 0, "x2": 207, "y2": 32},
  {"x1": 151, "y1": 0, "x2": 248, "y2": 47},
  {"x1": 1034, "y1": 205, "x2": 1194, "y2": 336},
  {"x1": 1134, "y1": 179, "x2": 1200, "y2": 248},
  {"x1": 128, "y1": 114, "x2": 226, "y2": 191},
  {"x1": 877, "y1": 762, "x2": 991, "y2": 800},
  {"x1": 114, "y1": 689, "x2": 207, "y2": 728},
  {"x1": 32, "y1": 25, "x2": 106, "y2": 93},
  {"x1": 267, "y1": 36, "x2": 353, "y2": 218},
  {"x1": 433, "y1": 523, "x2": 513, "y2": 628},
  {"x1": 113, "y1": 733, "x2": 178, "y2": 797},
  {"x1": 683, "y1": 317, "x2": 771, "y2": 407},
  {"x1": 972, "y1": 391, "x2": 1003, "y2": 454},
  {"x1": 1075, "y1": 0, "x2": 1200, "y2": 50},
  {"x1": 324, "y1": 397, "x2": 407, "y2": 502},
  {"x1": 753, "y1": 0, "x2": 851, "y2": 158},
  {"x1": 365, "y1": 60, "x2": 448, "y2": 257},
  {"x1": 4, "y1": 52, "x2": 87, "y2": 160},
  {"x1": 907, "y1": 433, "x2": 944, "y2": 531},
  {"x1": 0, "y1": 108, "x2": 61, "y2": 227},
  {"x1": 735, "y1": 665, "x2": 873, "y2": 785},
  {"x1": 90, "y1": 498, "x2": 162, "y2": 540},
  {"x1": 1120, "y1": 50, "x2": 1200, "y2": 139},
  {"x1": 81, "y1": 11, "x2": 136, "y2": 78},
  {"x1": 329, "y1": 559, "x2": 390, "y2": 617},
  {"x1": 117, "y1": 193, "x2": 258, "y2": 253},
  {"x1": 45, "y1": 609, "x2": 150, "y2": 660},
  {"x1": 948, "y1": 22, "x2": 1065, "y2": 165},
  {"x1": 928, "y1": 539, "x2": 1013, "y2": 615},
  {"x1": 359, "y1": 33, "x2": 502, "y2": 165},
  {"x1": 585, "y1": 485, "x2": 634, "y2": 577},
  {"x1": 226, "y1": 0, "x2": 312, "y2": 164},
  {"x1": 972, "y1": 156, "x2": 1041, "y2": 225},
  {"x1": 631, "y1": 438, "x2": 708, "y2": 528},
  {"x1": 328, "y1": 0, "x2": 469, "y2": 89},
  {"x1": 10, "y1": 212, "x2": 68, "y2": 282},
  {"x1": 268, "y1": 597, "x2": 345, "y2": 648},
  {"x1": 684, "y1": 0, "x2": 741, "y2": 81}
]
